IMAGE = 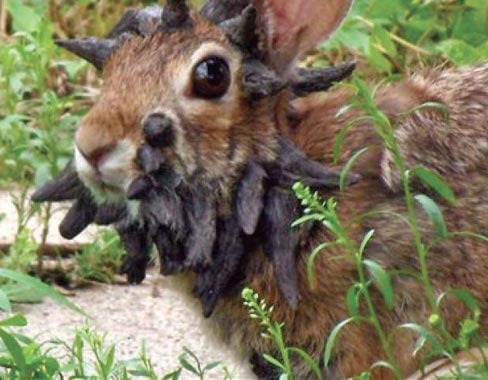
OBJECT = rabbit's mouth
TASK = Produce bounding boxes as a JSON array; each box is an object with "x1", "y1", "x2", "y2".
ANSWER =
[{"x1": 74, "y1": 139, "x2": 138, "y2": 204}]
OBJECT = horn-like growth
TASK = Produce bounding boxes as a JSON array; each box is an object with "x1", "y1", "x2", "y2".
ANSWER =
[
  {"x1": 118, "y1": 223, "x2": 151, "y2": 284},
  {"x1": 200, "y1": 0, "x2": 250, "y2": 24},
  {"x1": 31, "y1": 162, "x2": 83, "y2": 202},
  {"x1": 56, "y1": 38, "x2": 119, "y2": 70},
  {"x1": 182, "y1": 184, "x2": 217, "y2": 270},
  {"x1": 242, "y1": 59, "x2": 285, "y2": 99},
  {"x1": 267, "y1": 136, "x2": 361, "y2": 188},
  {"x1": 236, "y1": 161, "x2": 267, "y2": 235},
  {"x1": 195, "y1": 214, "x2": 246, "y2": 318},
  {"x1": 161, "y1": 0, "x2": 192, "y2": 32},
  {"x1": 94, "y1": 204, "x2": 127, "y2": 225},
  {"x1": 291, "y1": 62, "x2": 356, "y2": 97},
  {"x1": 127, "y1": 176, "x2": 152, "y2": 200},
  {"x1": 153, "y1": 226, "x2": 185, "y2": 275},
  {"x1": 262, "y1": 188, "x2": 300, "y2": 309},
  {"x1": 59, "y1": 194, "x2": 98, "y2": 240},
  {"x1": 220, "y1": 5, "x2": 257, "y2": 53},
  {"x1": 107, "y1": 6, "x2": 163, "y2": 38}
]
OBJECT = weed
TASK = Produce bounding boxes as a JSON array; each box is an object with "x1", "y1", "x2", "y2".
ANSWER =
[{"x1": 73, "y1": 229, "x2": 126, "y2": 284}]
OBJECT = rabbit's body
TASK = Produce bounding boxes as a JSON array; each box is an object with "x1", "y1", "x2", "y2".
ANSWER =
[
  {"x1": 203, "y1": 65, "x2": 488, "y2": 379},
  {"x1": 43, "y1": 1, "x2": 488, "y2": 379}
]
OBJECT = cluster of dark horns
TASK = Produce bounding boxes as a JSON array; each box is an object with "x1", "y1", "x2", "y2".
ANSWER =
[
  {"x1": 56, "y1": 0, "x2": 355, "y2": 98},
  {"x1": 33, "y1": 0, "x2": 358, "y2": 317}
]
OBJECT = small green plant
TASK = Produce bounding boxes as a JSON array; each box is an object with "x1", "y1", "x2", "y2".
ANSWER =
[
  {"x1": 74, "y1": 229, "x2": 126, "y2": 284},
  {"x1": 292, "y1": 75, "x2": 488, "y2": 379},
  {"x1": 242, "y1": 288, "x2": 322, "y2": 380},
  {"x1": 0, "y1": 313, "x2": 61, "y2": 380},
  {"x1": 0, "y1": 317, "x2": 232, "y2": 380},
  {"x1": 1, "y1": 228, "x2": 38, "y2": 276},
  {"x1": 322, "y1": 0, "x2": 488, "y2": 73},
  {"x1": 162, "y1": 347, "x2": 227, "y2": 380}
]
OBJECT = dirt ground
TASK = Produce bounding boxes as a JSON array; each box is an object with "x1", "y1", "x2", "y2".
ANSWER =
[
  {"x1": 16, "y1": 276, "x2": 255, "y2": 379},
  {"x1": 1, "y1": 189, "x2": 254, "y2": 379}
]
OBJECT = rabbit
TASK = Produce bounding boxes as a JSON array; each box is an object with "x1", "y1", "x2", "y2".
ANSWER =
[{"x1": 33, "y1": 0, "x2": 488, "y2": 379}]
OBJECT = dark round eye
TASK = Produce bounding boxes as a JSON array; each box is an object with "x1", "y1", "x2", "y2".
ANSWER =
[{"x1": 192, "y1": 56, "x2": 231, "y2": 99}]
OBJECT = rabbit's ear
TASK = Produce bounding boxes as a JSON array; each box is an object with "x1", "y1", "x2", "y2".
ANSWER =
[{"x1": 254, "y1": 0, "x2": 353, "y2": 73}]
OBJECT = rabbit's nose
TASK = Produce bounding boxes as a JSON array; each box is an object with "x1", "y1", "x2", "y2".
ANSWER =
[
  {"x1": 78, "y1": 144, "x2": 115, "y2": 170},
  {"x1": 143, "y1": 113, "x2": 174, "y2": 148}
]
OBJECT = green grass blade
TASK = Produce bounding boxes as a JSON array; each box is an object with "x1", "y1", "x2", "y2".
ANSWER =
[{"x1": 0, "y1": 268, "x2": 84, "y2": 315}]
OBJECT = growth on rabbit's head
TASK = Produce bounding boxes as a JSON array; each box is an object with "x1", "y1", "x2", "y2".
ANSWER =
[{"x1": 59, "y1": 0, "x2": 353, "y2": 205}]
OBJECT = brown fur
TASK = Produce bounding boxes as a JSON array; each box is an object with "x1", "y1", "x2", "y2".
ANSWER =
[
  {"x1": 209, "y1": 66, "x2": 488, "y2": 379},
  {"x1": 71, "y1": 9, "x2": 488, "y2": 380}
]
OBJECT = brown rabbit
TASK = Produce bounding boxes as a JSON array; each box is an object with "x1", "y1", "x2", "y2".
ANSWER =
[{"x1": 39, "y1": 0, "x2": 488, "y2": 379}]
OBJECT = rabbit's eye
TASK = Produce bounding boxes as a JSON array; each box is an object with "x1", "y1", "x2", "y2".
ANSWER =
[{"x1": 192, "y1": 56, "x2": 230, "y2": 99}]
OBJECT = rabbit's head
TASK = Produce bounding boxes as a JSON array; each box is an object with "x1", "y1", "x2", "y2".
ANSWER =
[{"x1": 69, "y1": 0, "x2": 353, "y2": 204}]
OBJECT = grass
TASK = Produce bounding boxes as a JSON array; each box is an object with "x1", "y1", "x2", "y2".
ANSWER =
[{"x1": 0, "y1": 0, "x2": 487, "y2": 379}]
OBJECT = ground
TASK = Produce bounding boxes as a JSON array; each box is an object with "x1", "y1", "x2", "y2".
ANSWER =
[
  {"x1": 1, "y1": 189, "x2": 254, "y2": 379},
  {"x1": 16, "y1": 277, "x2": 255, "y2": 379}
]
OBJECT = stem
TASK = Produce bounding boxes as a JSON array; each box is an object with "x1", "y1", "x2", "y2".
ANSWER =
[
  {"x1": 357, "y1": 16, "x2": 432, "y2": 56},
  {"x1": 307, "y1": 196, "x2": 402, "y2": 378},
  {"x1": 347, "y1": 237, "x2": 402, "y2": 379},
  {"x1": 37, "y1": 203, "x2": 52, "y2": 276}
]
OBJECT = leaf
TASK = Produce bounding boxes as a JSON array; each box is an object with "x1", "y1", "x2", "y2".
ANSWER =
[
  {"x1": 333, "y1": 120, "x2": 358, "y2": 163},
  {"x1": 340, "y1": 147, "x2": 369, "y2": 191},
  {"x1": 346, "y1": 285, "x2": 360, "y2": 317},
  {"x1": 410, "y1": 167, "x2": 456, "y2": 205},
  {"x1": 292, "y1": 214, "x2": 324, "y2": 228},
  {"x1": 0, "y1": 269, "x2": 84, "y2": 315},
  {"x1": 307, "y1": 242, "x2": 336, "y2": 287},
  {"x1": 399, "y1": 323, "x2": 442, "y2": 350},
  {"x1": 263, "y1": 353, "x2": 286, "y2": 372},
  {"x1": 287, "y1": 347, "x2": 322, "y2": 380},
  {"x1": 0, "y1": 314, "x2": 27, "y2": 327},
  {"x1": 179, "y1": 355, "x2": 199, "y2": 375},
  {"x1": 203, "y1": 361, "x2": 221, "y2": 372},
  {"x1": 6, "y1": 0, "x2": 42, "y2": 33},
  {"x1": 0, "y1": 290, "x2": 12, "y2": 312},
  {"x1": 104, "y1": 345, "x2": 116, "y2": 374},
  {"x1": 363, "y1": 260, "x2": 395, "y2": 309},
  {"x1": 359, "y1": 230, "x2": 375, "y2": 256},
  {"x1": 372, "y1": 25, "x2": 398, "y2": 59},
  {"x1": 162, "y1": 368, "x2": 182, "y2": 380},
  {"x1": 436, "y1": 39, "x2": 481, "y2": 66},
  {"x1": 367, "y1": 40, "x2": 392, "y2": 74},
  {"x1": 437, "y1": 289, "x2": 481, "y2": 320},
  {"x1": 415, "y1": 194, "x2": 448, "y2": 239},
  {"x1": 0, "y1": 328, "x2": 27, "y2": 377},
  {"x1": 402, "y1": 102, "x2": 450, "y2": 123},
  {"x1": 324, "y1": 318, "x2": 356, "y2": 366}
]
